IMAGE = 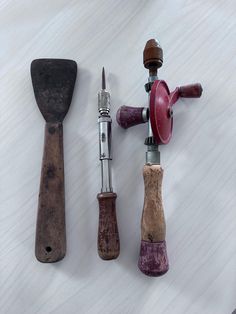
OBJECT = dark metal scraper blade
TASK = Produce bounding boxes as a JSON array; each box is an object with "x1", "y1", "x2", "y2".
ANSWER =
[{"x1": 31, "y1": 59, "x2": 77, "y2": 122}]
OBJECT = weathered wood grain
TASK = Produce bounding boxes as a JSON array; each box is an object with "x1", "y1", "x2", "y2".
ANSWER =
[
  {"x1": 141, "y1": 164, "x2": 166, "y2": 242},
  {"x1": 97, "y1": 192, "x2": 120, "y2": 260},
  {"x1": 35, "y1": 122, "x2": 66, "y2": 262},
  {"x1": 138, "y1": 164, "x2": 169, "y2": 276}
]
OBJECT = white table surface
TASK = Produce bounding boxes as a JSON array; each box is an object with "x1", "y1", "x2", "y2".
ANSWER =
[{"x1": 1, "y1": 1, "x2": 236, "y2": 313}]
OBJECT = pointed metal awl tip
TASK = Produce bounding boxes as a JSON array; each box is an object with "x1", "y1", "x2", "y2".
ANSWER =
[{"x1": 102, "y1": 67, "x2": 106, "y2": 90}]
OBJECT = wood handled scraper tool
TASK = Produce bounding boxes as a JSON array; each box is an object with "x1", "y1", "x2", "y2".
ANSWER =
[
  {"x1": 31, "y1": 59, "x2": 77, "y2": 263},
  {"x1": 116, "y1": 39, "x2": 202, "y2": 276}
]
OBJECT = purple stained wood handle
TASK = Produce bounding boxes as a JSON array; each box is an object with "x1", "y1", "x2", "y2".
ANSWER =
[
  {"x1": 138, "y1": 240, "x2": 168, "y2": 276},
  {"x1": 116, "y1": 106, "x2": 146, "y2": 129}
]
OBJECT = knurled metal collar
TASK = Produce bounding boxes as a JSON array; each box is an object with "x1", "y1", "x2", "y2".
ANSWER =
[
  {"x1": 144, "y1": 136, "x2": 158, "y2": 146},
  {"x1": 98, "y1": 90, "x2": 110, "y2": 115}
]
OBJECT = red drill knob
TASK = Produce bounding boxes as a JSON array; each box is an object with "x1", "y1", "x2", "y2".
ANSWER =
[
  {"x1": 178, "y1": 83, "x2": 203, "y2": 98},
  {"x1": 116, "y1": 106, "x2": 148, "y2": 129}
]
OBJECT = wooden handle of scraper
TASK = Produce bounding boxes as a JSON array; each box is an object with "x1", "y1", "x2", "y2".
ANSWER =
[
  {"x1": 138, "y1": 164, "x2": 169, "y2": 276},
  {"x1": 35, "y1": 122, "x2": 66, "y2": 263}
]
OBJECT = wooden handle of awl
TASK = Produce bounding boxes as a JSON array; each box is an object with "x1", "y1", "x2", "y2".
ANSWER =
[
  {"x1": 97, "y1": 192, "x2": 120, "y2": 260},
  {"x1": 138, "y1": 164, "x2": 169, "y2": 276},
  {"x1": 35, "y1": 122, "x2": 66, "y2": 263}
]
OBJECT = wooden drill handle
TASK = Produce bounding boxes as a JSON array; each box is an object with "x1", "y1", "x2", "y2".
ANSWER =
[
  {"x1": 179, "y1": 83, "x2": 202, "y2": 98},
  {"x1": 138, "y1": 164, "x2": 169, "y2": 276},
  {"x1": 97, "y1": 192, "x2": 120, "y2": 260},
  {"x1": 35, "y1": 122, "x2": 66, "y2": 263}
]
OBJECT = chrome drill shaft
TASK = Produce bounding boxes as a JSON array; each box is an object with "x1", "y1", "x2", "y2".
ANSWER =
[
  {"x1": 98, "y1": 68, "x2": 113, "y2": 192},
  {"x1": 145, "y1": 74, "x2": 160, "y2": 165}
]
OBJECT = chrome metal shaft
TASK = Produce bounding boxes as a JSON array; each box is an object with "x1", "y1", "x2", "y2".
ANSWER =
[
  {"x1": 98, "y1": 68, "x2": 113, "y2": 193},
  {"x1": 145, "y1": 74, "x2": 160, "y2": 165}
]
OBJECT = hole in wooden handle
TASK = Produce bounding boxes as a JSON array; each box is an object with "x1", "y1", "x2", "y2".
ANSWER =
[{"x1": 45, "y1": 246, "x2": 52, "y2": 253}]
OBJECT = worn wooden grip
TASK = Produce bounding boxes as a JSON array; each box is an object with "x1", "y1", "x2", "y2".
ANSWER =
[
  {"x1": 179, "y1": 83, "x2": 202, "y2": 98},
  {"x1": 138, "y1": 165, "x2": 169, "y2": 276},
  {"x1": 97, "y1": 192, "x2": 120, "y2": 260},
  {"x1": 35, "y1": 122, "x2": 66, "y2": 263},
  {"x1": 141, "y1": 165, "x2": 166, "y2": 241}
]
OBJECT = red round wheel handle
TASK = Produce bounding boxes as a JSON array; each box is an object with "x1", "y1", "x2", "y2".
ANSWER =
[
  {"x1": 116, "y1": 106, "x2": 148, "y2": 129},
  {"x1": 178, "y1": 83, "x2": 202, "y2": 98}
]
